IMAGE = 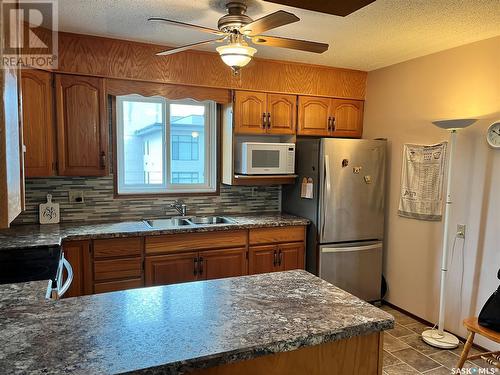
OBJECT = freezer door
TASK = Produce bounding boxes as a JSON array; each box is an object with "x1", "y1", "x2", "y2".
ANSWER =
[
  {"x1": 319, "y1": 139, "x2": 386, "y2": 243},
  {"x1": 319, "y1": 241, "x2": 382, "y2": 302}
]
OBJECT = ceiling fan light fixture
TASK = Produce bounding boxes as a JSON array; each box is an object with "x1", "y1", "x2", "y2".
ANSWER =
[{"x1": 216, "y1": 42, "x2": 257, "y2": 69}]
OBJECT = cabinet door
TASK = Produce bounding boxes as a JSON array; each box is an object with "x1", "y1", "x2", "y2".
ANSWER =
[
  {"x1": 249, "y1": 245, "x2": 278, "y2": 275},
  {"x1": 297, "y1": 96, "x2": 331, "y2": 136},
  {"x1": 21, "y1": 70, "x2": 56, "y2": 177},
  {"x1": 330, "y1": 99, "x2": 364, "y2": 138},
  {"x1": 267, "y1": 93, "x2": 296, "y2": 135},
  {"x1": 55, "y1": 74, "x2": 108, "y2": 176},
  {"x1": 278, "y1": 243, "x2": 305, "y2": 272},
  {"x1": 200, "y1": 247, "x2": 247, "y2": 280},
  {"x1": 62, "y1": 240, "x2": 93, "y2": 298},
  {"x1": 234, "y1": 91, "x2": 267, "y2": 134},
  {"x1": 145, "y1": 252, "x2": 198, "y2": 286}
]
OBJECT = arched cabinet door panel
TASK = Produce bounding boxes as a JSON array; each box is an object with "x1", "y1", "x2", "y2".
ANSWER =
[
  {"x1": 330, "y1": 99, "x2": 364, "y2": 138},
  {"x1": 55, "y1": 74, "x2": 108, "y2": 176},
  {"x1": 267, "y1": 94, "x2": 296, "y2": 135},
  {"x1": 234, "y1": 91, "x2": 267, "y2": 134},
  {"x1": 297, "y1": 96, "x2": 331, "y2": 136}
]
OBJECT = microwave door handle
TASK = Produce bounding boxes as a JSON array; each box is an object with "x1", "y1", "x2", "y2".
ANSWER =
[{"x1": 57, "y1": 256, "x2": 74, "y2": 298}]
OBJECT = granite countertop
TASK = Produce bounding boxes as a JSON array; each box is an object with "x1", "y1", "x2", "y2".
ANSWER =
[
  {"x1": 0, "y1": 214, "x2": 309, "y2": 251},
  {"x1": 0, "y1": 270, "x2": 394, "y2": 375}
]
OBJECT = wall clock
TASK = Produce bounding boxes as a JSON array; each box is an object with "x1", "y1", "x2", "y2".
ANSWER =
[{"x1": 487, "y1": 121, "x2": 500, "y2": 149}]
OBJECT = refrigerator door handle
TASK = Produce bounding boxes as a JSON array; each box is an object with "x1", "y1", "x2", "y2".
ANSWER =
[
  {"x1": 321, "y1": 154, "x2": 331, "y2": 239},
  {"x1": 321, "y1": 243, "x2": 382, "y2": 253}
]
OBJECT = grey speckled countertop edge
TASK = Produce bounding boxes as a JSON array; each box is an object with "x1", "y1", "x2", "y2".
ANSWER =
[
  {"x1": 0, "y1": 214, "x2": 310, "y2": 251},
  {"x1": 1, "y1": 271, "x2": 394, "y2": 375},
  {"x1": 124, "y1": 320, "x2": 394, "y2": 375}
]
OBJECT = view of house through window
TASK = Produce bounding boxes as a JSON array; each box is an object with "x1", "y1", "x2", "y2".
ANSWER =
[{"x1": 116, "y1": 95, "x2": 217, "y2": 194}]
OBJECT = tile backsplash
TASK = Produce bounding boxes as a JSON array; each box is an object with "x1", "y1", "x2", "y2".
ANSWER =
[{"x1": 14, "y1": 175, "x2": 281, "y2": 224}]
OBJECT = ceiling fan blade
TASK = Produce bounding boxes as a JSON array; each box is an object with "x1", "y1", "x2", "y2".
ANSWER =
[
  {"x1": 156, "y1": 38, "x2": 225, "y2": 56},
  {"x1": 239, "y1": 10, "x2": 299, "y2": 36},
  {"x1": 262, "y1": 0, "x2": 375, "y2": 16},
  {"x1": 251, "y1": 35, "x2": 328, "y2": 53},
  {"x1": 148, "y1": 17, "x2": 226, "y2": 36}
]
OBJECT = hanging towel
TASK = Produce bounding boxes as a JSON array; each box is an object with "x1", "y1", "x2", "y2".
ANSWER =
[{"x1": 398, "y1": 142, "x2": 447, "y2": 221}]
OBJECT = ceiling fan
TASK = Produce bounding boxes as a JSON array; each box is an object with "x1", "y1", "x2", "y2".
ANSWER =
[{"x1": 149, "y1": 1, "x2": 329, "y2": 73}]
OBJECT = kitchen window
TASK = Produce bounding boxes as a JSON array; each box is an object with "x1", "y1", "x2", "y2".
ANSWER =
[{"x1": 116, "y1": 95, "x2": 217, "y2": 194}]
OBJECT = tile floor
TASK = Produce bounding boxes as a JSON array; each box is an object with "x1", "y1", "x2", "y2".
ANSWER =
[{"x1": 381, "y1": 304, "x2": 499, "y2": 374}]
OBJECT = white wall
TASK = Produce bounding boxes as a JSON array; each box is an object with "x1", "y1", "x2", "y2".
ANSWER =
[{"x1": 363, "y1": 36, "x2": 500, "y2": 350}]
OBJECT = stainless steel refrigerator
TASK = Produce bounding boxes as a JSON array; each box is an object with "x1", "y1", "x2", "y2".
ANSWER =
[{"x1": 282, "y1": 138, "x2": 386, "y2": 302}]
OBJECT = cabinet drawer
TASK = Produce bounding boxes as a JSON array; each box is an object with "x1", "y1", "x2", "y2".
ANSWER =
[
  {"x1": 249, "y1": 226, "x2": 305, "y2": 245},
  {"x1": 94, "y1": 258, "x2": 142, "y2": 281},
  {"x1": 93, "y1": 237, "x2": 142, "y2": 259},
  {"x1": 145, "y1": 230, "x2": 247, "y2": 255},
  {"x1": 94, "y1": 278, "x2": 143, "y2": 294}
]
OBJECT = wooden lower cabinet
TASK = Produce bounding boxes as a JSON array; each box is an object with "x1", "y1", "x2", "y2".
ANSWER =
[
  {"x1": 192, "y1": 332, "x2": 382, "y2": 375},
  {"x1": 278, "y1": 243, "x2": 305, "y2": 271},
  {"x1": 248, "y1": 245, "x2": 277, "y2": 275},
  {"x1": 61, "y1": 240, "x2": 93, "y2": 298},
  {"x1": 249, "y1": 242, "x2": 305, "y2": 275},
  {"x1": 145, "y1": 252, "x2": 198, "y2": 286},
  {"x1": 202, "y1": 248, "x2": 247, "y2": 280},
  {"x1": 63, "y1": 226, "x2": 306, "y2": 296},
  {"x1": 145, "y1": 247, "x2": 248, "y2": 286},
  {"x1": 94, "y1": 278, "x2": 143, "y2": 294},
  {"x1": 94, "y1": 257, "x2": 142, "y2": 281}
]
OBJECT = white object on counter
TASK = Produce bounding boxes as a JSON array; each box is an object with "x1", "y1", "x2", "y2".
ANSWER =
[{"x1": 39, "y1": 194, "x2": 60, "y2": 224}]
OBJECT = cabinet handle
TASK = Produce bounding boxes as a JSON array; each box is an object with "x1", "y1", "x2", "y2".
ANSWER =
[
  {"x1": 279, "y1": 249, "x2": 283, "y2": 266},
  {"x1": 262, "y1": 112, "x2": 267, "y2": 129},
  {"x1": 327, "y1": 117, "x2": 331, "y2": 131},
  {"x1": 267, "y1": 113, "x2": 271, "y2": 129},
  {"x1": 99, "y1": 151, "x2": 106, "y2": 169},
  {"x1": 193, "y1": 257, "x2": 198, "y2": 276},
  {"x1": 273, "y1": 250, "x2": 277, "y2": 267},
  {"x1": 198, "y1": 256, "x2": 204, "y2": 275},
  {"x1": 331, "y1": 117, "x2": 336, "y2": 132}
]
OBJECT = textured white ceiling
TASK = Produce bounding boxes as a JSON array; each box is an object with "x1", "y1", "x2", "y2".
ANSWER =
[{"x1": 56, "y1": 0, "x2": 500, "y2": 71}]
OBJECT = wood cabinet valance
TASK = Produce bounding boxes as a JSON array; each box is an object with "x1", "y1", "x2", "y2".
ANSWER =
[{"x1": 106, "y1": 78, "x2": 231, "y2": 104}]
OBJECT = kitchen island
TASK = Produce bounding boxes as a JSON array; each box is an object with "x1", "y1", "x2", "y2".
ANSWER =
[{"x1": 0, "y1": 270, "x2": 393, "y2": 374}]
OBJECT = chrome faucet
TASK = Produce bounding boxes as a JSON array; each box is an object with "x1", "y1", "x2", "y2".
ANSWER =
[{"x1": 170, "y1": 200, "x2": 187, "y2": 216}]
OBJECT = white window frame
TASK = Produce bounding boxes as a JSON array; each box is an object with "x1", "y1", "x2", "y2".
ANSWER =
[{"x1": 116, "y1": 95, "x2": 217, "y2": 195}]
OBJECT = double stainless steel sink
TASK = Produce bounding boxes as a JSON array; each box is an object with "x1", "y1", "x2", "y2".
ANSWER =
[{"x1": 144, "y1": 216, "x2": 236, "y2": 229}]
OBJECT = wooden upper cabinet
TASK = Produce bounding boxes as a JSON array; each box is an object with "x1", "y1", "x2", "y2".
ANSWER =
[
  {"x1": 201, "y1": 247, "x2": 247, "y2": 280},
  {"x1": 297, "y1": 96, "x2": 331, "y2": 136},
  {"x1": 330, "y1": 99, "x2": 364, "y2": 138},
  {"x1": 298, "y1": 96, "x2": 364, "y2": 138},
  {"x1": 55, "y1": 74, "x2": 108, "y2": 176},
  {"x1": 234, "y1": 91, "x2": 267, "y2": 134},
  {"x1": 21, "y1": 69, "x2": 56, "y2": 177},
  {"x1": 234, "y1": 91, "x2": 297, "y2": 135},
  {"x1": 267, "y1": 94, "x2": 296, "y2": 135}
]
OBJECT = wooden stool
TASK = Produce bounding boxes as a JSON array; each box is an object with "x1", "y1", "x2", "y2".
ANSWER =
[{"x1": 457, "y1": 317, "x2": 500, "y2": 369}]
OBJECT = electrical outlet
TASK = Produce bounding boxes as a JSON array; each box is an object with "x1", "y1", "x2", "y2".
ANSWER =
[
  {"x1": 68, "y1": 191, "x2": 84, "y2": 204},
  {"x1": 456, "y1": 224, "x2": 466, "y2": 239}
]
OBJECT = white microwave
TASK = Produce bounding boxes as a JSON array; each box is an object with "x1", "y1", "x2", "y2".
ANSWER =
[{"x1": 235, "y1": 142, "x2": 295, "y2": 175}]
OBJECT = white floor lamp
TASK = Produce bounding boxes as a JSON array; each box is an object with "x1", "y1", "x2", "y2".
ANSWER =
[{"x1": 421, "y1": 118, "x2": 477, "y2": 349}]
